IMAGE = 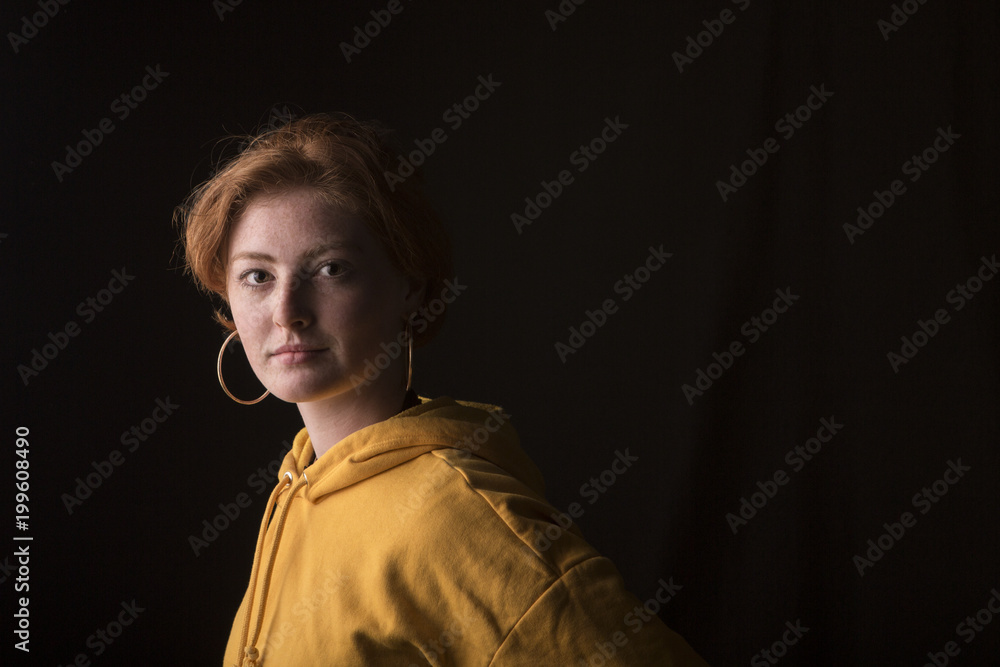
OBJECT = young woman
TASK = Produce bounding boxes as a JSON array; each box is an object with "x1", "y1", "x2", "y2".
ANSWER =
[{"x1": 177, "y1": 114, "x2": 707, "y2": 666}]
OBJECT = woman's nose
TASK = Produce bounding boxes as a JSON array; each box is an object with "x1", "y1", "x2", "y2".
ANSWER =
[{"x1": 272, "y1": 275, "x2": 313, "y2": 329}]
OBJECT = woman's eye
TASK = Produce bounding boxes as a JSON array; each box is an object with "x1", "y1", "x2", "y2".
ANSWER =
[
  {"x1": 319, "y1": 262, "x2": 345, "y2": 277},
  {"x1": 242, "y1": 269, "x2": 270, "y2": 287}
]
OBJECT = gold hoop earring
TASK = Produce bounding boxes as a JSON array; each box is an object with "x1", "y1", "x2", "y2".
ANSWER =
[
  {"x1": 217, "y1": 330, "x2": 270, "y2": 405},
  {"x1": 405, "y1": 320, "x2": 413, "y2": 392}
]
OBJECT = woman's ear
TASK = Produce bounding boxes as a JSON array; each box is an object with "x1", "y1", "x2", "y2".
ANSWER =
[{"x1": 402, "y1": 276, "x2": 426, "y2": 315}]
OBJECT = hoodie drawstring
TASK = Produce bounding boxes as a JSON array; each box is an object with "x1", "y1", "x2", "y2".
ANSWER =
[{"x1": 237, "y1": 471, "x2": 309, "y2": 666}]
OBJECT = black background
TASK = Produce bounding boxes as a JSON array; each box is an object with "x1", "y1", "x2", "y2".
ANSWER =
[{"x1": 4, "y1": 0, "x2": 999, "y2": 665}]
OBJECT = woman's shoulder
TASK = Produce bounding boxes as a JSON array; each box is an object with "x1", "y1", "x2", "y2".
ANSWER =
[{"x1": 388, "y1": 446, "x2": 596, "y2": 576}]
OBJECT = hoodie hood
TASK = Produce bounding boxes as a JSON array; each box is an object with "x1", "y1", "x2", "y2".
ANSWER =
[{"x1": 279, "y1": 395, "x2": 545, "y2": 502}]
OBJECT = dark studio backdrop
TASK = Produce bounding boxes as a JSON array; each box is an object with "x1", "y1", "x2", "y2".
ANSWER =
[{"x1": 4, "y1": 0, "x2": 998, "y2": 664}]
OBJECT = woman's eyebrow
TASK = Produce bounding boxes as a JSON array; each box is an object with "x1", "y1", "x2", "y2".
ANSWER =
[
  {"x1": 230, "y1": 250, "x2": 275, "y2": 263},
  {"x1": 303, "y1": 242, "x2": 362, "y2": 260},
  {"x1": 230, "y1": 242, "x2": 362, "y2": 265}
]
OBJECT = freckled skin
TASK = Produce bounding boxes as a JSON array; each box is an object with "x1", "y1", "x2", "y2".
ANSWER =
[{"x1": 226, "y1": 187, "x2": 421, "y2": 410}]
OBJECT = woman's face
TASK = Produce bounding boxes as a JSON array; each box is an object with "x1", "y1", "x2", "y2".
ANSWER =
[{"x1": 225, "y1": 187, "x2": 420, "y2": 404}]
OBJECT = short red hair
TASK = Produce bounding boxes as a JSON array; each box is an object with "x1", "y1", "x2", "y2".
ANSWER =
[{"x1": 175, "y1": 113, "x2": 453, "y2": 345}]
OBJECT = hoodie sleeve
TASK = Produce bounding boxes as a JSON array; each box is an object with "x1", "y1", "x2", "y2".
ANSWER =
[{"x1": 488, "y1": 556, "x2": 709, "y2": 666}]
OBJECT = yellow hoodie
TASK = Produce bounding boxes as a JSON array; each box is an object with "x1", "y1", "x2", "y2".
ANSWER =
[{"x1": 224, "y1": 396, "x2": 708, "y2": 666}]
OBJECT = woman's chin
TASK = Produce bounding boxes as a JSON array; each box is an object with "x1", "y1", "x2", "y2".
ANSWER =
[
  {"x1": 265, "y1": 378, "x2": 357, "y2": 405},
  {"x1": 261, "y1": 360, "x2": 403, "y2": 404}
]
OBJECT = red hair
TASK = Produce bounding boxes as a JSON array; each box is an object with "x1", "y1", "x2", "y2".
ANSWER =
[{"x1": 175, "y1": 113, "x2": 453, "y2": 345}]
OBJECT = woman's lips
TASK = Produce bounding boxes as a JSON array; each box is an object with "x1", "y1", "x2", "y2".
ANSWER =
[{"x1": 272, "y1": 345, "x2": 327, "y2": 364}]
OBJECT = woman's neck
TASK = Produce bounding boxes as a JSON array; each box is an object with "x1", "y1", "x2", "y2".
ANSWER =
[{"x1": 296, "y1": 383, "x2": 410, "y2": 460}]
